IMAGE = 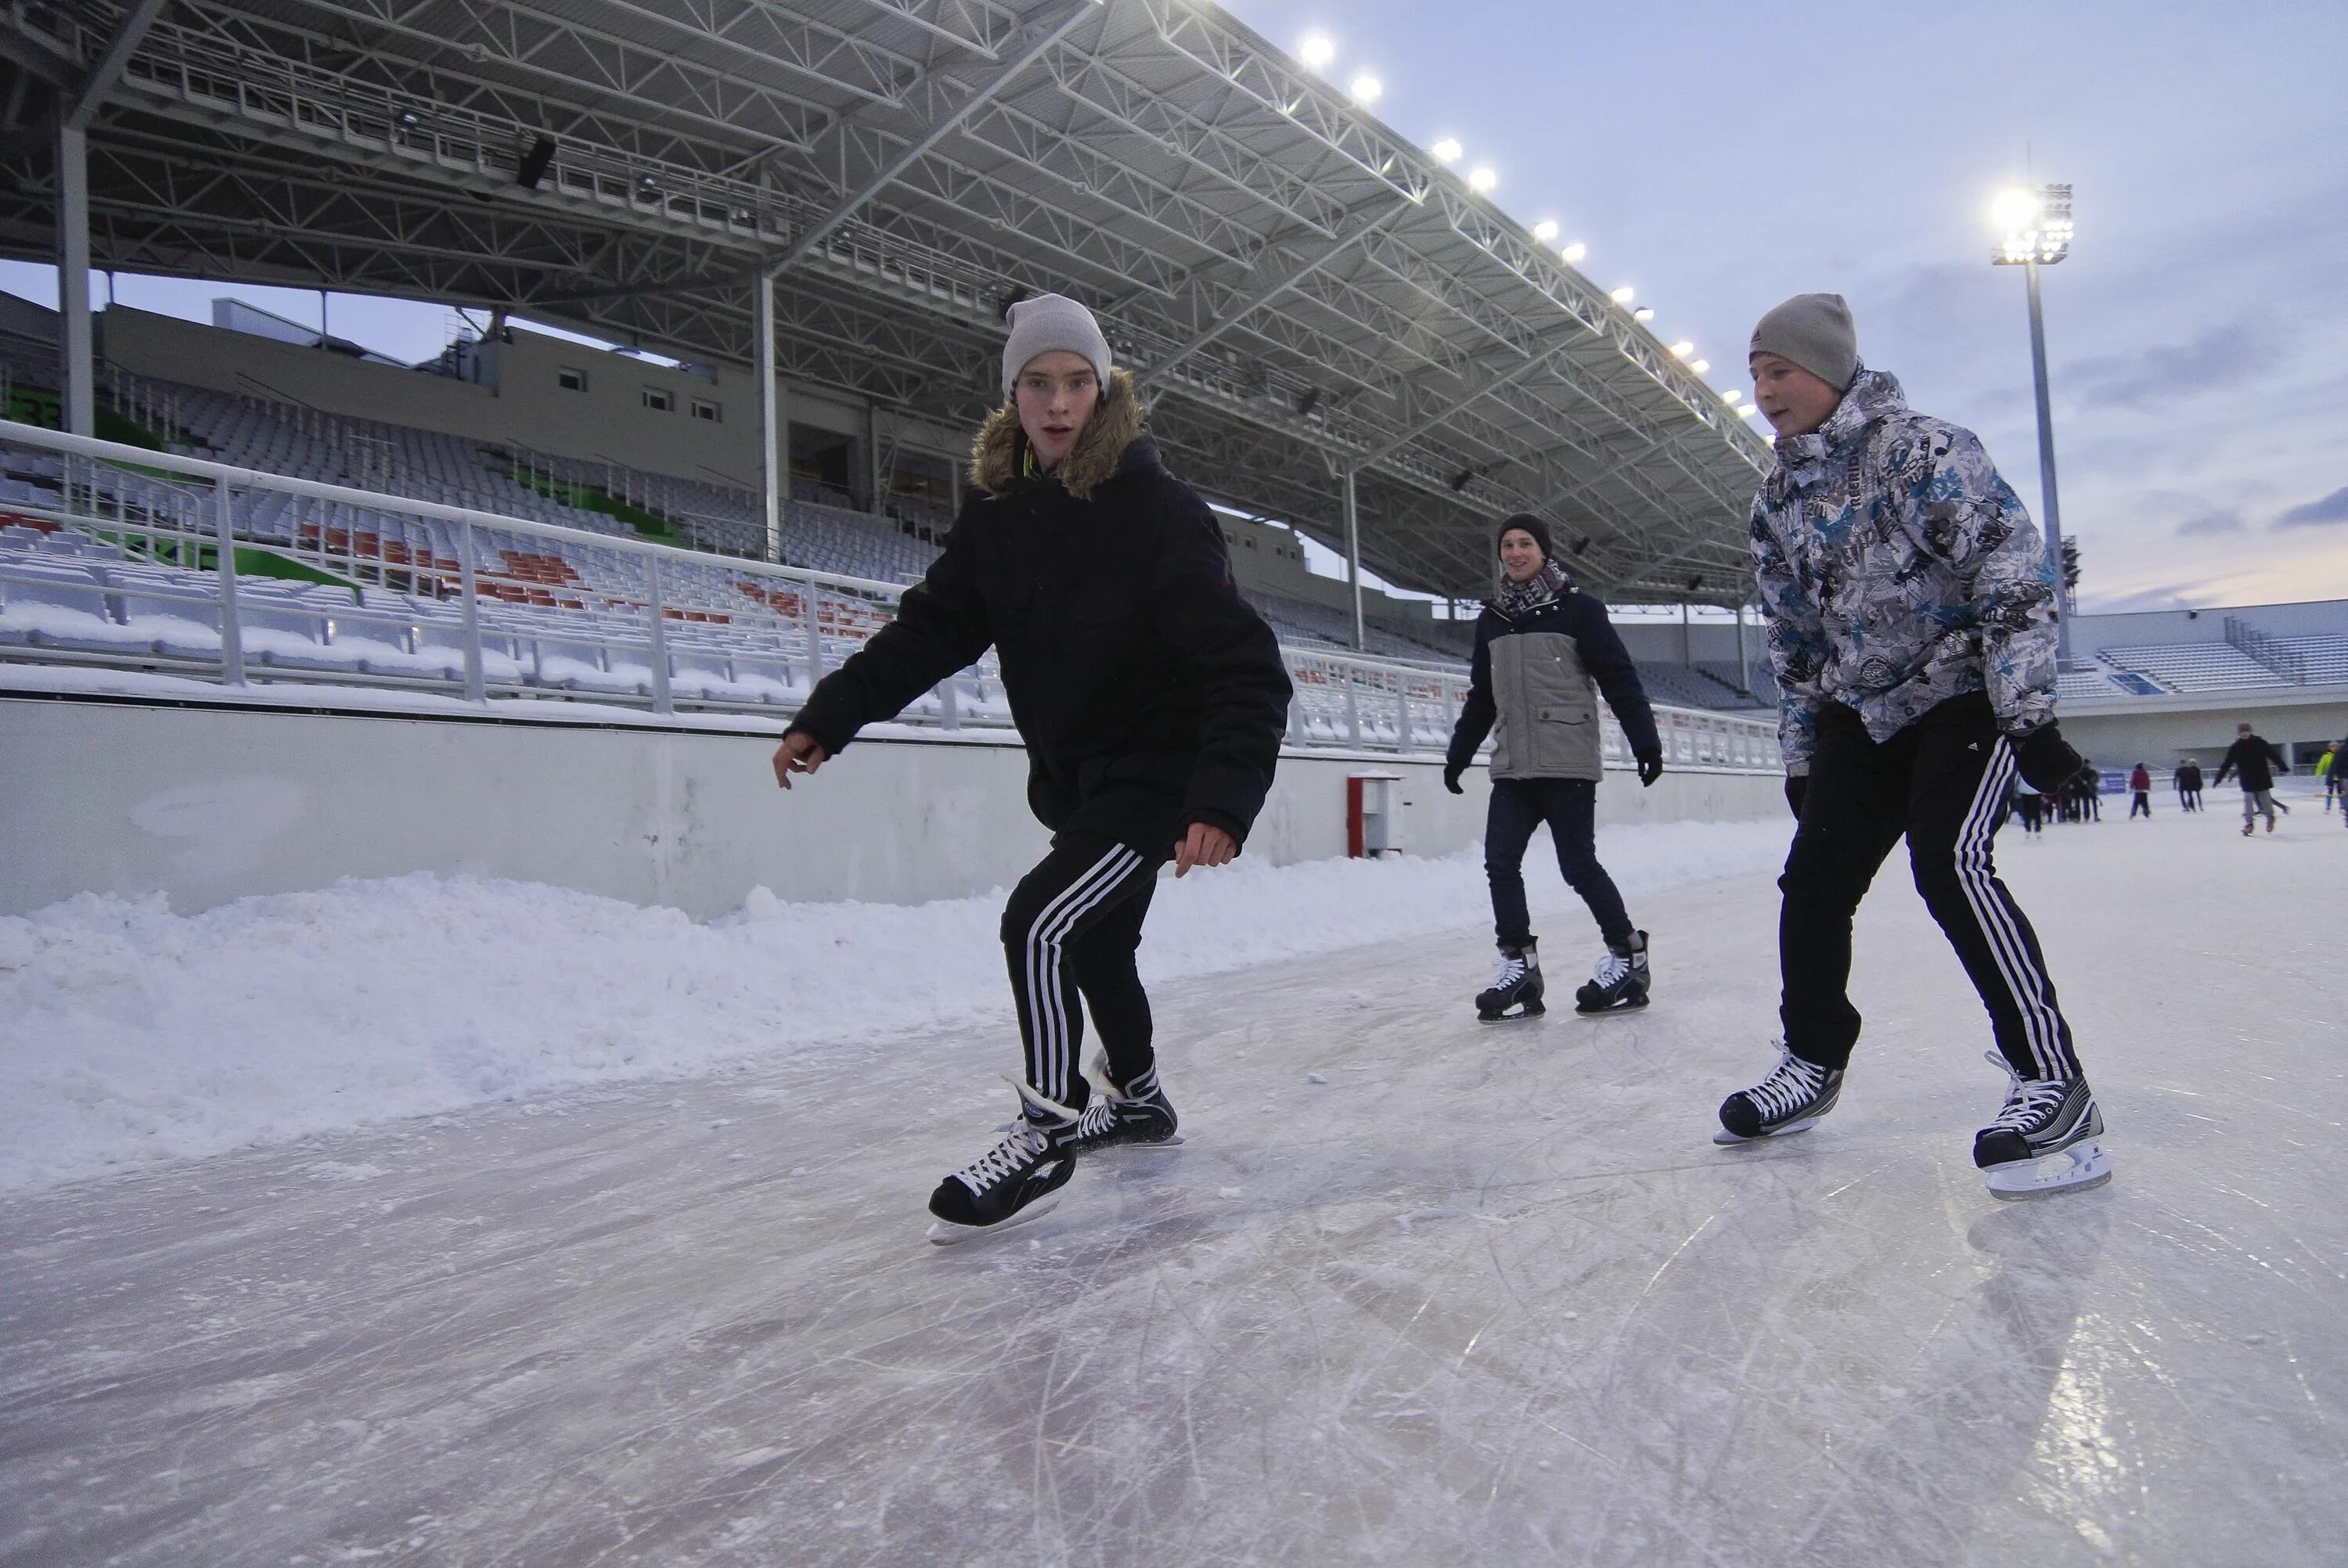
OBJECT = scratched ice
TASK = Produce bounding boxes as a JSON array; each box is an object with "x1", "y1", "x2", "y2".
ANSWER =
[{"x1": 2, "y1": 795, "x2": 2342, "y2": 1566}]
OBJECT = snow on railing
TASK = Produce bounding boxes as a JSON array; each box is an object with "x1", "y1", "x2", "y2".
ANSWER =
[{"x1": 0, "y1": 420, "x2": 1781, "y2": 769}]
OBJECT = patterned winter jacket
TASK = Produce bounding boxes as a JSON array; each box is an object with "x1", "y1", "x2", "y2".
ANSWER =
[{"x1": 1751, "y1": 369, "x2": 2060, "y2": 775}]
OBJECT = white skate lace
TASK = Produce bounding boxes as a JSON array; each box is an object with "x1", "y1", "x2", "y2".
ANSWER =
[
  {"x1": 1592, "y1": 950, "x2": 1630, "y2": 987},
  {"x1": 1745, "y1": 1049, "x2": 1829, "y2": 1120},
  {"x1": 1982, "y1": 1051, "x2": 2073, "y2": 1135},
  {"x1": 1489, "y1": 952, "x2": 1529, "y2": 988},
  {"x1": 952, "y1": 1123, "x2": 1053, "y2": 1193}
]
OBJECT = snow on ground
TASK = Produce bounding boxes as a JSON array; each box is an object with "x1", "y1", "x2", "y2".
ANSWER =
[{"x1": 0, "y1": 816, "x2": 1792, "y2": 1193}]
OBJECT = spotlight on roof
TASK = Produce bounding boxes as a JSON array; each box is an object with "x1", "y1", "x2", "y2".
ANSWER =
[
  {"x1": 1735, "y1": 403, "x2": 1759, "y2": 419},
  {"x1": 1669, "y1": 340, "x2": 1694, "y2": 358},
  {"x1": 1431, "y1": 138, "x2": 1463, "y2": 166},
  {"x1": 998, "y1": 285, "x2": 1032, "y2": 322},
  {"x1": 1690, "y1": 358, "x2": 1709, "y2": 374},
  {"x1": 1449, "y1": 466, "x2": 1475, "y2": 492},
  {"x1": 1632, "y1": 305, "x2": 1654, "y2": 322},
  {"x1": 1347, "y1": 73, "x2": 1383, "y2": 106},
  {"x1": 1467, "y1": 166, "x2": 1497, "y2": 193},
  {"x1": 1722, "y1": 387, "x2": 1743, "y2": 403},
  {"x1": 1295, "y1": 386, "x2": 1323, "y2": 416},
  {"x1": 1532, "y1": 219, "x2": 1560, "y2": 243},
  {"x1": 1560, "y1": 242, "x2": 1586, "y2": 264},
  {"x1": 1608, "y1": 285, "x2": 1635, "y2": 305},
  {"x1": 396, "y1": 109, "x2": 421, "y2": 130},
  {"x1": 1571, "y1": 535, "x2": 1591, "y2": 556},
  {"x1": 1298, "y1": 32, "x2": 1336, "y2": 70}
]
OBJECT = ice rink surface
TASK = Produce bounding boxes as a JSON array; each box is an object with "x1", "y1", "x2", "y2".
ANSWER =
[{"x1": 4, "y1": 794, "x2": 2343, "y2": 1566}]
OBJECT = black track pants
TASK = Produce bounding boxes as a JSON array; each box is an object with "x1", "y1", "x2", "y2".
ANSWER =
[
  {"x1": 1000, "y1": 831, "x2": 1164, "y2": 1111},
  {"x1": 1780, "y1": 693, "x2": 2081, "y2": 1081},
  {"x1": 1484, "y1": 776, "x2": 1633, "y2": 949}
]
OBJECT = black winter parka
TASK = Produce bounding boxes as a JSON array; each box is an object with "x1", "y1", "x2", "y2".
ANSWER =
[
  {"x1": 787, "y1": 405, "x2": 1290, "y2": 856},
  {"x1": 2215, "y1": 734, "x2": 2287, "y2": 794}
]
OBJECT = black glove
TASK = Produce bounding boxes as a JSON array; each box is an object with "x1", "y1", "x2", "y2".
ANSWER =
[
  {"x1": 2013, "y1": 725, "x2": 2087, "y2": 796},
  {"x1": 1442, "y1": 760, "x2": 1466, "y2": 796},
  {"x1": 1784, "y1": 774, "x2": 1808, "y2": 821},
  {"x1": 1635, "y1": 750, "x2": 1664, "y2": 788}
]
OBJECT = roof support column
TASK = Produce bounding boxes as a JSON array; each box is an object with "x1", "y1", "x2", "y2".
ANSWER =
[
  {"x1": 56, "y1": 120, "x2": 94, "y2": 438},
  {"x1": 756, "y1": 265, "x2": 783, "y2": 563},
  {"x1": 1343, "y1": 467, "x2": 1363, "y2": 653}
]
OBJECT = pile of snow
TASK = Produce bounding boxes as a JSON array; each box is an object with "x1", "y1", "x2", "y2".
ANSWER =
[{"x1": 0, "y1": 818, "x2": 1789, "y2": 1193}]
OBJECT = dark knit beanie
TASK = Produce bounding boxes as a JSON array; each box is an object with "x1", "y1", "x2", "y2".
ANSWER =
[{"x1": 1496, "y1": 513, "x2": 1554, "y2": 563}]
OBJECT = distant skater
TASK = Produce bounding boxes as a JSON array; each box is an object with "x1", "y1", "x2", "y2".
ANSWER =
[
  {"x1": 2014, "y1": 778, "x2": 2044, "y2": 834},
  {"x1": 2319, "y1": 742, "x2": 2340, "y2": 813},
  {"x1": 1720, "y1": 293, "x2": 2110, "y2": 1199},
  {"x1": 2128, "y1": 762, "x2": 2152, "y2": 819},
  {"x1": 2215, "y1": 722, "x2": 2288, "y2": 836},
  {"x1": 1444, "y1": 514, "x2": 1665, "y2": 1020},
  {"x1": 772, "y1": 294, "x2": 1292, "y2": 1239},
  {"x1": 2175, "y1": 757, "x2": 2203, "y2": 812}
]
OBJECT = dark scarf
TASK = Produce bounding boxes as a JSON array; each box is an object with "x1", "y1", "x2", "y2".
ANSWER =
[{"x1": 1493, "y1": 560, "x2": 1571, "y2": 619}]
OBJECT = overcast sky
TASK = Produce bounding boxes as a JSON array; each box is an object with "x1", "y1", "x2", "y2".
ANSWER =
[
  {"x1": 9, "y1": 0, "x2": 2343, "y2": 612},
  {"x1": 1230, "y1": 0, "x2": 2348, "y2": 611}
]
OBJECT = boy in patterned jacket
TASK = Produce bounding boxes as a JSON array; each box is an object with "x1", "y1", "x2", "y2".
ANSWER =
[{"x1": 1714, "y1": 293, "x2": 2111, "y2": 1199}]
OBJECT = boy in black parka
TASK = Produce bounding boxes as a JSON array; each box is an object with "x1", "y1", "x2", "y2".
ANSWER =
[{"x1": 773, "y1": 293, "x2": 1292, "y2": 1236}]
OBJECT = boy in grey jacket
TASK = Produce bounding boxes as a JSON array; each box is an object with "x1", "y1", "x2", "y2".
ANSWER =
[{"x1": 1717, "y1": 293, "x2": 2110, "y2": 1199}]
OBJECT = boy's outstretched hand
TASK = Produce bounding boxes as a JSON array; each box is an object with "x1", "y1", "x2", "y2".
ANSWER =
[
  {"x1": 1172, "y1": 822, "x2": 1237, "y2": 877},
  {"x1": 772, "y1": 731, "x2": 828, "y2": 789}
]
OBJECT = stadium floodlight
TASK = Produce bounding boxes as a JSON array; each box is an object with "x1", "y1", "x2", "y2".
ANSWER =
[
  {"x1": 1347, "y1": 73, "x2": 1383, "y2": 106},
  {"x1": 1468, "y1": 166, "x2": 1497, "y2": 193},
  {"x1": 1632, "y1": 306, "x2": 1655, "y2": 322},
  {"x1": 1691, "y1": 358, "x2": 1709, "y2": 374},
  {"x1": 1721, "y1": 386, "x2": 1742, "y2": 403},
  {"x1": 1735, "y1": 403, "x2": 1759, "y2": 419},
  {"x1": 1608, "y1": 285, "x2": 1635, "y2": 305},
  {"x1": 1532, "y1": 219, "x2": 1559, "y2": 243},
  {"x1": 1669, "y1": 340, "x2": 1694, "y2": 358},
  {"x1": 1430, "y1": 137, "x2": 1463, "y2": 165},
  {"x1": 1560, "y1": 242, "x2": 1586, "y2": 264},
  {"x1": 1298, "y1": 33, "x2": 1336, "y2": 70},
  {"x1": 1987, "y1": 180, "x2": 2076, "y2": 664}
]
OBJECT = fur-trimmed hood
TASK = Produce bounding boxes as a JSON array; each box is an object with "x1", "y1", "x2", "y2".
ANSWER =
[{"x1": 970, "y1": 367, "x2": 1147, "y2": 502}]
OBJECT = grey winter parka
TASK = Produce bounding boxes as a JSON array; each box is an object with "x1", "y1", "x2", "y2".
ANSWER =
[{"x1": 1446, "y1": 591, "x2": 1660, "y2": 782}]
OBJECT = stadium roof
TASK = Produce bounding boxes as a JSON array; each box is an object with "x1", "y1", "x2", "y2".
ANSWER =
[{"x1": 4, "y1": 0, "x2": 1774, "y2": 603}]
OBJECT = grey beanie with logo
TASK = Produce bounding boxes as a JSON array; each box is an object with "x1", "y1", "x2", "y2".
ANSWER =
[
  {"x1": 1001, "y1": 293, "x2": 1114, "y2": 401},
  {"x1": 1748, "y1": 293, "x2": 1858, "y2": 391}
]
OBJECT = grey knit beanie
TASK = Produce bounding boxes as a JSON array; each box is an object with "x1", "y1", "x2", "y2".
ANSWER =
[
  {"x1": 1001, "y1": 293, "x2": 1113, "y2": 401},
  {"x1": 1748, "y1": 293, "x2": 1858, "y2": 391}
]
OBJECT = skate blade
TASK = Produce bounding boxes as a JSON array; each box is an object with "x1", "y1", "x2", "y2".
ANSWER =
[
  {"x1": 927, "y1": 1196, "x2": 1063, "y2": 1246},
  {"x1": 1983, "y1": 1141, "x2": 2112, "y2": 1200},
  {"x1": 1089, "y1": 1134, "x2": 1185, "y2": 1152},
  {"x1": 1477, "y1": 1002, "x2": 1547, "y2": 1023},
  {"x1": 1575, "y1": 995, "x2": 1651, "y2": 1016},
  {"x1": 1712, "y1": 1116, "x2": 1821, "y2": 1145}
]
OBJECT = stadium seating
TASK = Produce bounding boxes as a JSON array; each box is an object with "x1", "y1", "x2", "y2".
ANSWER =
[{"x1": 2093, "y1": 642, "x2": 2281, "y2": 693}]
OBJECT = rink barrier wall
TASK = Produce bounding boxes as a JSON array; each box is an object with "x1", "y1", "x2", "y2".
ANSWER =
[{"x1": 0, "y1": 689, "x2": 1784, "y2": 919}]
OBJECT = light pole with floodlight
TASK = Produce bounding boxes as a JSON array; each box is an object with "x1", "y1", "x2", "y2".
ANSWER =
[{"x1": 1990, "y1": 182, "x2": 2074, "y2": 666}]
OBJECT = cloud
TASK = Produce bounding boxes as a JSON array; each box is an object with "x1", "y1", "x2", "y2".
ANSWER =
[
  {"x1": 2274, "y1": 486, "x2": 2348, "y2": 529},
  {"x1": 2061, "y1": 318, "x2": 2281, "y2": 412},
  {"x1": 2176, "y1": 510, "x2": 2245, "y2": 537}
]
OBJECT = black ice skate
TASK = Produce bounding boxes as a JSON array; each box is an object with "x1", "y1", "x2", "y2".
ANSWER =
[
  {"x1": 1574, "y1": 930, "x2": 1651, "y2": 1014},
  {"x1": 1973, "y1": 1052, "x2": 2112, "y2": 1199},
  {"x1": 927, "y1": 1081, "x2": 1079, "y2": 1243},
  {"x1": 1475, "y1": 941, "x2": 1545, "y2": 1022},
  {"x1": 1714, "y1": 1045, "x2": 1844, "y2": 1144},
  {"x1": 1068, "y1": 1053, "x2": 1182, "y2": 1153}
]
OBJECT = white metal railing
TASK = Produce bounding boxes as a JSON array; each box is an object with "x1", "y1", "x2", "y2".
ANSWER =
[{"x1": 0, "y1": 419, "x2": 1782, "y2": 769}]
